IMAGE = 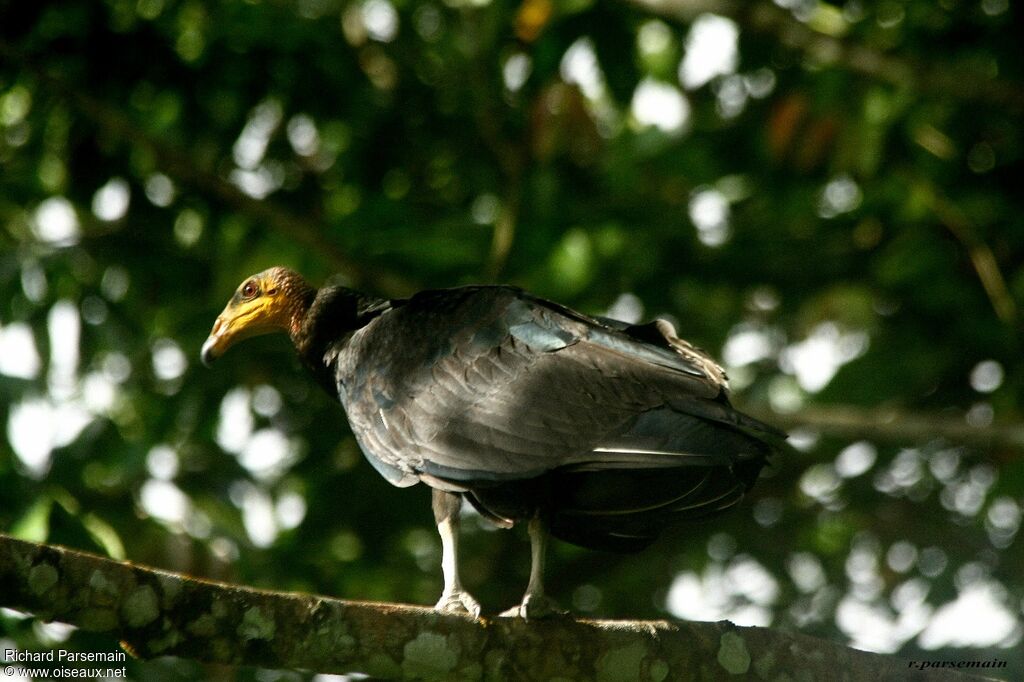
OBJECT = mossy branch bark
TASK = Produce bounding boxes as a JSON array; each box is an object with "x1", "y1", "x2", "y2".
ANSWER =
[{"x1": 0, "y1": 534, "x2": 990, "y2": 681}]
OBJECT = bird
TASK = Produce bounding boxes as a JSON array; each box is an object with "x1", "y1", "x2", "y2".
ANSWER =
[{"x1": 201, "y1": 266, "x2": 783, "y2": 619}]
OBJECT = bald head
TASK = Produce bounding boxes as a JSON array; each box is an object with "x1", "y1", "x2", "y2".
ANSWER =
[{"x1": 201, "y1": 267, "x2": 315, "y2": 366}]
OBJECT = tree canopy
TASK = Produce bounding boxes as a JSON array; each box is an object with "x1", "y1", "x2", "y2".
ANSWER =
[{"x1": 1, "y1": 0, "x2": 1022, "y2": 678}]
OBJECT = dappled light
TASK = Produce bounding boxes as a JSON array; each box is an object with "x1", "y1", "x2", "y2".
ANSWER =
[
  {"x1": 680, "y1": 14, "x2": 738, "y2": 90},
  {"x1": 2, "y1": 0, "x2": 1023, "y2": 677},
  {"x1": 666, "y1": 553, "x2": 778, "y2": 627},
  {"x1": 31, "y1": 198, "x2": 79, "y2": 246},
  {"x1": 0, "y1": 323, "x2": 40, "y2": 379},
  {"x1": 631, "y1": 78, "x2": 690, "y2": 134},
  {"x1": 781, "y1": 322, "x2": 869, "y2": 393},
  {"x1": 91, "y1": 178, "x2": 131, "y2": 223}
]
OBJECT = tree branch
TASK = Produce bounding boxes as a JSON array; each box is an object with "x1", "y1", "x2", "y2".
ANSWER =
[
  {"x1": 0, "y1": 534, "x2": 989, "y2": 680},
  {"x1": 923, "y1": 183, "x2": 1019, "y2": 329},
  {"x1": 742, "y1": 404, "x2": 1024, "y2": 454}
]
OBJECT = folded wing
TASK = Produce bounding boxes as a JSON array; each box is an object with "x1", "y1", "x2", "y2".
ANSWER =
[{"x1": 337, "y1": 286, "x2": 781, "y2": 548}]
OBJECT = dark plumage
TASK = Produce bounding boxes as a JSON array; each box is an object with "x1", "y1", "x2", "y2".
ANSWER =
[{"x1": 203, "y1": 267, "x2": 784, "y2": 618}]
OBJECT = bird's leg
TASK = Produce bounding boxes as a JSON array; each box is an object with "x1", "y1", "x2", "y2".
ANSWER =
[
  {"x1": 501, "y1": 515, "x2": 563, "y2": 620},
  {"x1": 432, "y1": 489, "x2": 481, "y2": 618}
]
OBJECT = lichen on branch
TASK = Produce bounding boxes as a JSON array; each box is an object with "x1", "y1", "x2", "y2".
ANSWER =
[{"x1": 0, "y1": 534, "x2": 982, "y2": 681}]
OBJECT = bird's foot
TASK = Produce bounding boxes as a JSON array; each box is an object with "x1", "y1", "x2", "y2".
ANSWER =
[
  {"x1": 499, "y1": 593, "x2": 565, "y2": 620},
  {"x1": 434, "y1": 589, "x2": 482, "y2": 618}
]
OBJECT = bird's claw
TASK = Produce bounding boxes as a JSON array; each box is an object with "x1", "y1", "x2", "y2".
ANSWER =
[
  {"x1": 499, "y1": 593, "x2": 565, "y2": 620},
  {"x1": 434, "y1": 589, "x2": 482, "y2": 618}
]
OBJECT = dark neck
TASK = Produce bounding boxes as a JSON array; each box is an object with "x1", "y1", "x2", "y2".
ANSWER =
[
  {"x1": 293, "y1": 285, "x2": 389, "y2": 383},
  {"x1": 286, "y1": 281, "x2": 318, "y2": 340}
]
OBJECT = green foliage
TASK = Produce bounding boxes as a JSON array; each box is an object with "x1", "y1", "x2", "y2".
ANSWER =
[{"x1": 2, "y1": 0, "x2": 1023, "y2": 678}]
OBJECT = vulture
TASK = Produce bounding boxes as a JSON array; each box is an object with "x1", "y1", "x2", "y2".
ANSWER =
[{"x1": 202, "y1": 267, "x2": 783, "y2": 618}]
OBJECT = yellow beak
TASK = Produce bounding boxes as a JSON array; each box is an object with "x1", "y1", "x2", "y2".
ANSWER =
[
  {"x1": 200, "y1": 297, "x2": 281, "y2": 366},
  {"x1": 200, "y1": 315, "x2": 229, "y2": 367}
]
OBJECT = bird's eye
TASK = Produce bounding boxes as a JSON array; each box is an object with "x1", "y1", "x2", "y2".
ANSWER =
[{"x1": 242, "y1": 282, "x2": 258, "y2": 299}]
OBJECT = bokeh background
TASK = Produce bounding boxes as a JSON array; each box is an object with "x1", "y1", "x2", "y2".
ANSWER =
[{"x1": 2, "y1": 0, "x2": 1023, "y2": 679}]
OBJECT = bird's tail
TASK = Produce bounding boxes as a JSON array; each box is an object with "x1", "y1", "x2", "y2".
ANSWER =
[{"x1": 545, "y1": 402, "x2": 782, "y2": 551}]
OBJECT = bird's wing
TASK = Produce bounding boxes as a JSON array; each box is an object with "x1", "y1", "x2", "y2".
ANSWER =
[{"x1": 336, "y1": 286, "x2": 775, "y2": 488}]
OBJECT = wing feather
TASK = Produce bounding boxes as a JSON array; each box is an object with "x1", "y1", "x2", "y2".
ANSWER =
[{"x1": 334, "y1": 286, "x2": 775, "y2": 489}]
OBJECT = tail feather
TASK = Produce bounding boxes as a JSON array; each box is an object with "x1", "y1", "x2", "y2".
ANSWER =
[
  {"x1": 554, "y1": 468, "x2": 713, "y2": 515},
  {"x1": 543, "y1": 404, "x2": 778, "y2": 551},
  {"x1": 468, "y1": 402, "x2": 782, "y2": 553}
]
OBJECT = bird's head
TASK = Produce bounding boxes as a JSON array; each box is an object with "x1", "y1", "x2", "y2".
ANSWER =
[{"x1": 201, "y1": 267, "x2": 315, "y2": 366}]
